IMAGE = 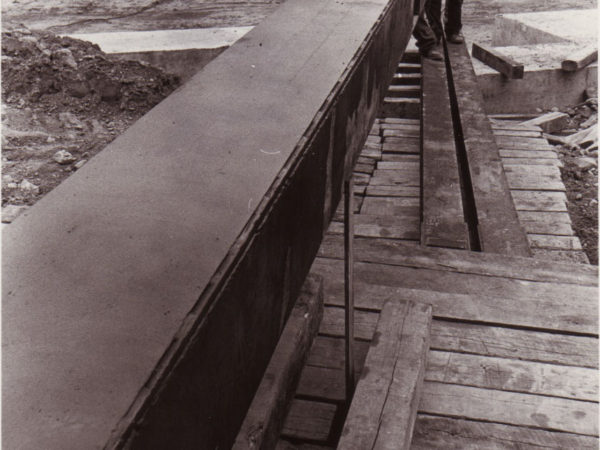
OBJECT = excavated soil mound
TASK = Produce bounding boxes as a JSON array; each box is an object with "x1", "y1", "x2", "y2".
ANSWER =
[{"x1": 2, "y1": 28, "x2": 180, "y2": 208}]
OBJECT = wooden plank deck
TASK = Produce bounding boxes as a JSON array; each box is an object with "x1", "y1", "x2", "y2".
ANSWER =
[
  {"x1": 491, "y1": 119, "x2": 589, "y2": 264},
  {"x1": 275, "y1": 48, "x2": 597, "y2": 449}
]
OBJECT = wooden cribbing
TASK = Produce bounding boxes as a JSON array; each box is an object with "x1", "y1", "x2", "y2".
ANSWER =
[
  {"x1": 338, "y1": 300, "x2": 432, "y2": 450},
  {"x1": 562, "y1": 47, "x2": 598, "y2": 72},
  {"x1": 233, "y1": 275, "x2": 323, "y2": 450},
  {"x1": 472, "y1": 43, "x2": 524, "y2": 79}
]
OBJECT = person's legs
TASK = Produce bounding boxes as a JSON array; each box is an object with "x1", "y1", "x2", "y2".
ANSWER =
[
  {"x1": 425, "y1": 0, "x2": 443, "y2": 43},
  {"x1": 413, "y1": 12, "x2": 441, "y2": 59},
  {"x1": 444, "y1": 0, "x2": 463, "y2": 38}
]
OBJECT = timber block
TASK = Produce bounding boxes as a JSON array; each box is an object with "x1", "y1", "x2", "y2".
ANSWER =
[
  {"x1": 233, "y1": 274, "x2": 324, "y2": 450},
  {"x1": 338, "y1": 300, "x2": 432, "y2": 450}
]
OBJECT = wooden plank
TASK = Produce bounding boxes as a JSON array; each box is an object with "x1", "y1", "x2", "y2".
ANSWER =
[
  {"x1": 425, "y1": 350, "x2": 598, "y2": 401},
  {"x1": 381, "y1": 153, "x2": 420, "y2": 162},
  {"x1": 382, "y1": 117, "x2": 420, "y2": 125},
  {"x1": 412, "y1": 415, "x2": 599, "y2": 449},
  {"x1": 446, "y1": 41, "x2": 530, "y2": 256},
  {"x1": 502, "y1": 157, "x2": 562, "y2": 167},
  {"x1": 531, "y1": 248, "x2": 590, "y2": 264},
  {"x1": 520, "y1": 111, "x2": 571, "y2": 133},
  {"x1": 421, "y1": 55, "x2": 468, "y2": 250},
  {"x1": 327, "y1": 214, "x2": 420, "y2": 240},
  {"x1": 320, "y1": 305, "x2": 378, "y2": 341},
  {"x1": 377, "y1": 161, "x2": 420, "y2": 170},
  {"x1": 383, "y1": 128, "x2": 420, "y2": 138},
  {"x1": 496, "y1": 139, "x2": 554, "y2": 150},
  {"x1": 312, "y1": 257, "x2": 598, "y2": 335},
  {"x1": 339, "y1": 301, "x2": 432, "y2": 450},
  {"x1": 392, "y1": 73, "x2": 422, "y2": 84},
  {"x1": 499, "y1": 149, "x2": 557, "y2": 158},
  {"x1": 472, "y1": 42, "x2": 524, "y2": 79},
  {"x1": 365, "y1": 185, "x2": 420, "y2": 197},
  {"x1": 510, "y1": 191, "x2": 567, "y2": 212},
  {"x1": 528, "y1": 234, "x2": 583, "y2": 251},
  {"x1": 517, "y1": 210, "x2": 572, "y2": 224},
  {"x1": 521, "y1": 220, "x2": 575, "y2": 236},
  {"x1": 354, "y1": 163, "x2": 376, "y2": 174},
  {"x1": 233, "y1": 275, "x2": 324, "y2": 450},
  {"x1": 505, "y1": 171, "x2": 565, "y2": 191},
  {"x1": 296, "y1": 364, "x2": 350, "y2": 402},
  {"x1": 307, "y1": 335, "x2": 370, "y2": 371},
  {"x1": 430, "y1": 320, "x2": 598, "y2": 369},
  {"x1": 562, "y1": 47, "x2": 598, "y2": 72},
  {"x1": 369, "y1": 170, "x2": 420, "y2": 187},
  {"x1": 361, "y1": 196, "x2": 420, "y2": 213},
  {"x1": 380, "y1": 122, "x2": 420, "y2": 131},
  {"x1": 493, "y1": 129, "x2": 541, "y2": 138},
  {"x1": 314, "y1": 236, "x2": 598, "y2": 285},
  {"x1": 419, "y1": 382, "x2": 598, "y2": 436},
  {"x1": 281, "y1": 399, "x2": 336, "y2": 442},
  {"x1": 277, "y1": 439, "x2": 333, "y2": 450}
]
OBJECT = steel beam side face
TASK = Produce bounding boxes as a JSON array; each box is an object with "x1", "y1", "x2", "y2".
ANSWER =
[{"x1": 2, "y1": 0, "x2": 413, "y2": 448}]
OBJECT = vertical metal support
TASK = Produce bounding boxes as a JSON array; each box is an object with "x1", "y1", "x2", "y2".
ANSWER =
[{"x1": 344, "y1": 175, "x2": 355, "y2": 403}]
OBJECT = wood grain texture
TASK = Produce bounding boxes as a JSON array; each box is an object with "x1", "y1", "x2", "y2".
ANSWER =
[
  {"x1": 412, "y1": 415, "x2": 599, "y2": 449},
  {"x1": 472, "y1": 43, "x2": 524, "y2": 79},
  {"x1": 281, "y1": 399, "x2": 337, "y2": 442},
  {"x1": 425, "y1": 350, "x2": 598, "y2": 401},
  {"x1": 419, "y1": 382, "x2": 598, "y2": 436},
  {"x1": 339, "y1": 301, "x2": 432, "y2": 450}
]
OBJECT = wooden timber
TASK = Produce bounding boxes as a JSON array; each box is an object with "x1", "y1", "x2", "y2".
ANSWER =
[
  {"x1": 233, "y1": 275, "x2": 323, "y2": 450},
  {"x1": 471, "y1": 42, "x2": 524, "y2": 79},
  {"x1": 446, "y1": 40, "x2": 531, "y2": 256},
  {"x1": 338, "y1": 301, "x2": 432, "y2": 450},
  {"x1": 562, "y1": 47, "x2": 598, "y2": 72},
  {"x1": 420, "y1": 55, "x2": 469, "y2": 249}
]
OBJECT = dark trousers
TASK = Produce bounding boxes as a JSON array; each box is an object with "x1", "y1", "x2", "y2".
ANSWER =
[
  {"x1": 444, "y1": 0, "x2": 463, "y2": 36},
  {"x1": 413, "y1": 8, "x2": 437, "y2": 53}
]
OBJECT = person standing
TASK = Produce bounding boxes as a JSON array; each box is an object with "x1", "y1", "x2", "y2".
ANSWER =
[
  {"x1": 413, "y1": 1, "x2": 443, "y2": 60},
  {"x1": 444, "y1": 0, "x2": 464, "y2": 44}
]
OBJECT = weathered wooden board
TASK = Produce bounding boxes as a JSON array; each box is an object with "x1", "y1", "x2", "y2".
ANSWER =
[
  {"x1": 421, "y1": 56, "x2": 468, "y2": 250},
  {"x1": 528, "y1": 234, "x2": 583, "y2": 250},
  {"x1": 314, "y1": 237, "x2": 598, "y2": 285},
  {"x1": 383, "y1": 128, "x2": 420, "y2": 137},
  {"x1": 233, "y1": 275, "x2": 324, "y2": 450},
  {"x1": 425, "y1": 350, "x2": 598, "y2": 401},
  {"x1": 562, "y1": 47, "x2": 598, "y2": 72},
  {"x1": 383, "y1": 117, "x2": 420, "y2": 125},
  {"x1": 361, "y1": 196, "x2": 420, "y2": 213},
  {"x1": 493, "y1": 129, "x2": 542, "y2": 138},
  {"x1": 446, "y1": 41, "x2": 530, "y2": 256},
  {"x1": 277, "y1": 439, "x2": 334, "y2": 450},
  {"x1": 307, "y1": 336, "x2": 371, "y2": 372},
  {"x1": 472, "y1": 42, "x2": 524, "y2": 79},
  {"x1": 381, "y1": 122, "x2": 420, "y2": 131},
  {"x1": 369, "y1": 170, "x2": 421, "y2": 187},
  {"x1": 381, "y1": 153, "x2": 420, "y2": 161},
  {"x1": 377, "y1": 161, "x2": 420, "y2": 170},
  {"x1": 327, "y1": 214, "x2": 420, "y2": 240},
  {"x1": 281, "y1": 399, "x2": 337, "y2": 442},
  {"x1": 339, "y1": 301, "x2": 432, "y2": 450},
  {"x1": 520, "y1": 111, "x2": 570, "y2": 133},
  {"x1": 520, "y1": 220, "x2": 575, "y2": 236},
  {"x1": 510, "y1": 190, "x2": 568, "y2": 212},
  {"x1": 320, "y1": 305, "x2": 378, "y2": 341},
  {"x1": 392, "y1": 72, "x2": 422, "y2": 84},
  {"x1": 366, "y1": 185, "x2": 420, "y2": 197},
  {"x1": 499, "y1": 149, "x2": 557, "y2": 158},
  {"x1": 505, "y1": 168, "x2": 565, "y2": 191},
  {"x1": 412, "y1": 415, "x2": 599, "y2": 449},
  {"x1": 532, "y1": 248, "x2": 590, "y2": 264},
  {"x1": 502, "y1": 157, "x2": 562, "y2": 167},
  {"x1": 387, "y1": 85, "x2": 421, "y2": 98},
  {"x1": 495, "y1": 139, "x2": 554, "y2": 150},
  {"x1": 419, "y1": 382, "x2": 598, "y2": 436},
  {"x1": 517, "y1": 210, "x2": 572, "y2": 224},
  {"x1": 430, "y1": 320, "x2": 598, "y2": 368}
]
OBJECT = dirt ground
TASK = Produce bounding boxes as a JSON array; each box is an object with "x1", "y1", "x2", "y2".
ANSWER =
[{"x1": 2, "y1": 0, "x2": 598, "y2": 263}]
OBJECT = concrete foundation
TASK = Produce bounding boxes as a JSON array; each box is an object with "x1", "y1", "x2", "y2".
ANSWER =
[
  {"x1": 67, "y1": 27, "x2": 253, "y2": 81},
  {"x1": 472, "y1": 9, "x2": 598, "y2": 114}
]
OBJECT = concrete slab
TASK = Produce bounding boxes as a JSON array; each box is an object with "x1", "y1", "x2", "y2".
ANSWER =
[
  {"x1": 472, "y1": 9, "x2": 598, "y2": 113},
  {"x1": 3, "y1": 0, "x2": 415, "y2": 448},
  {"x1": 65, "y1": 27, "x2": 254, "y2": 81},
  {"x1": 67, "y1": 27, "x2": 254, "y2": 53},
  {"x1": 493, "y1": 9, "x2": 598, "y2": 47}
]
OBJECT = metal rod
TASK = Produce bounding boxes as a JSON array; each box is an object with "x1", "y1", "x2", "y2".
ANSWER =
[{"x1": 344, "y1": 175, "x2": 355, "y2": 403}]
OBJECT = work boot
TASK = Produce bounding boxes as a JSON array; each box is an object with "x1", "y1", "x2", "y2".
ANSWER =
[
  {"x1": 421, "y1": 48, "x2": 443, "y2": 61},
  {"x1": 446, "y1": 33, "x2": 464, "y2": 44}
]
